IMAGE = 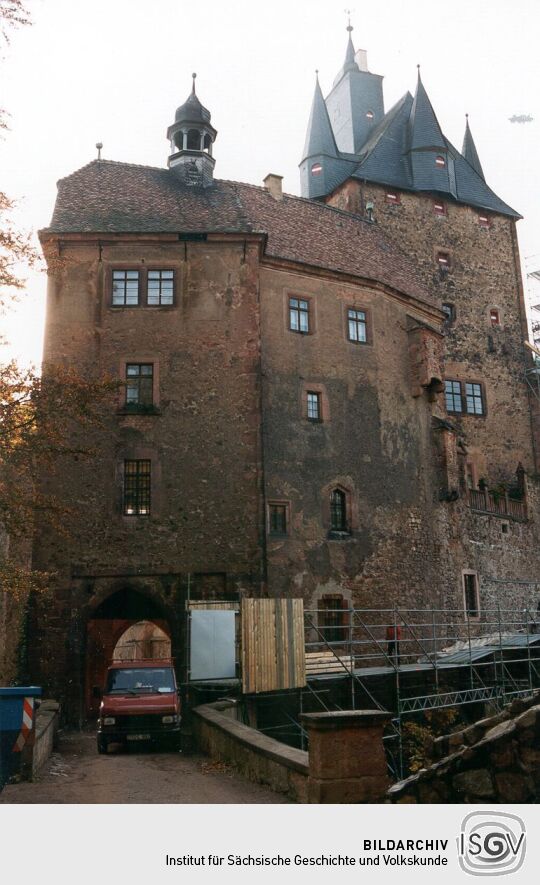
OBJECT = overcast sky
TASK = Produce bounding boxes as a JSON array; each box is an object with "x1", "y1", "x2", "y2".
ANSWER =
[{"x1": 2, "y1": 0, "x2": 540, "y2": 365}]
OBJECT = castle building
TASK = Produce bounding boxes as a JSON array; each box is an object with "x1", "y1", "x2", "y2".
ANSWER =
[{"x1": 32, "y1": 30, "x2": 540, "y2": 719}]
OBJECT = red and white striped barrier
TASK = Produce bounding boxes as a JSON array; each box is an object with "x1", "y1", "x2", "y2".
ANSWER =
[{"x1": 12, "y1": 697, "x2": 34, "y2": 752}]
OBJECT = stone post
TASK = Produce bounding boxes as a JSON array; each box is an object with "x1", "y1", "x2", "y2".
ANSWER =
[{"x1": 301, "y1": 710, "x2": 391, "y2": 803}]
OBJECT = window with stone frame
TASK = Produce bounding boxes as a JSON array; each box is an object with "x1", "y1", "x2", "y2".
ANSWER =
[
  {"x1": 463, "y1": 572, "x2": 479, "y2": 618},
  {"x1": 112, "y1": 270, "x2": 139, "y2": 306},
  {"x1": 445, "y1": 379, "x2": 463, "y2": 413},
  {"x1": 318, "y1": 595, "x2": 349, "y2": 643},
  {"x1": 445, "y1": 380, "x2": 485, "y2": 416},
  {"x1": 147, "y1": 270, "x2": 174, "y2": 306},
  {"x1": 123, "y1": 460, "x2": 151, "y2": 516},
  {"x1": 125, "y1": 363, "x2": 154, "y2": 409},
  {"x1": 347, "y1": 307, "x2": 368, "y2": 344},
  {"x1": 289, "y1": 297, "x2": 310, "y2": 333},
  {"x1": 330, "y1": 488, "x2": 349, "y2": 533},
  {"x1": 464, "y1": 382, "x2": 485, "y2": 415},
  {"x1": 268, "y1": 502, "x2": 289, "y2": 536},
  {"x1": 307, "y1": 391, "x2": 322, "y2": 421}
]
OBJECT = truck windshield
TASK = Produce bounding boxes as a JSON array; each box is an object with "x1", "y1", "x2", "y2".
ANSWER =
[{"x1": 106, "y1": 667, "x2": 175, "y2": 694}]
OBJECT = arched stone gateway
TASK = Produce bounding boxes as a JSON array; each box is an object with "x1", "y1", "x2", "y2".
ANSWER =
[{"x1": 84, "y1": 583, "x2": 178, "y2": 718}]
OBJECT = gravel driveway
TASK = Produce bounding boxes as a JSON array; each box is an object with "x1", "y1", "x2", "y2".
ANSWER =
[{"x1": 0, "y1": 731, "x2": 290, "y2": 804}]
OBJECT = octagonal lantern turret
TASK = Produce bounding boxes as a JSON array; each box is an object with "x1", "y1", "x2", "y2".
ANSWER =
[{"x1": 167, "y1": 74, "x2": 217, "y2": 186}]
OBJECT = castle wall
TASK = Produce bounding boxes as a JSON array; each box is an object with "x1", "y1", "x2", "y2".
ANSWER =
[
  {"x1": 32, "y1": 237, "x2": 265, "y2": 709},
  {"x1": 327, "y1": 182, "x2": 534, "y2": 477},
  {"x1": 326, "y1": 181, "x2": 540, "y2": 619},
  {"x1": 259, "y1": 265, "x2": 448, "y2": 611}
]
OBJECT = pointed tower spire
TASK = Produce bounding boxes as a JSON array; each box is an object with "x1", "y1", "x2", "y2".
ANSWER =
[
  {"x1": 302, "y1": 71, "x2": 339, "y2": 160},
  {"x1": 343, "y1": 16, "x2": 359, "y2": 73},
  {"x1": 408, "y1": 66, "x2": 446, "y2": 151},
  {"x1": 462, "y1": 114, "x2": 485, "y2": 180},
  {"x1": 406, "y1": 68, "x2": 455, "y2": 196}
]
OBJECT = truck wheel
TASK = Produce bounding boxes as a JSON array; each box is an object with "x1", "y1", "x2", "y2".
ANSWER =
[{"x1": 97, "y1": 736, "x2": 108, "y2": 755}]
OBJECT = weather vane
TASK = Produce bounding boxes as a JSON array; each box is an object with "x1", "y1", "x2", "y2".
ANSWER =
[{"x1": 344, "y1": 8, "x2": 355, "y2": 31}]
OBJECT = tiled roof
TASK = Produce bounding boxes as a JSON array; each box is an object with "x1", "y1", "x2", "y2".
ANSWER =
[{"x1": 41, "y1": 160, "x2": 435, "y2": 308}]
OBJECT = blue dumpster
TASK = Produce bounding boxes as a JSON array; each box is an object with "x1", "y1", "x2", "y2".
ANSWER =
[{"x1": 0, "y1": 687, "x2": 42, "y2": 789}]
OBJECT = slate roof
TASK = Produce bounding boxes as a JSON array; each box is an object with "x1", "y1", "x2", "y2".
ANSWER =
[
  {"x1": 301, "y1": 39, "x2": 520, "y2": 218},
  {"x1": 41, "y1": 159, "x2": 436, "y2": 308},
  {"x1": 462, "y1": 117, "x2": 485, "y2": 181},
  {"x1": 349, "y1": 93, "x2": 520, "y2": 217},
  {"x1": 408, "y1": 74, "x2": 446, "y2": 152},
  {"x1": 303, "y1": 75, "x2": 339, "y2": 160}
]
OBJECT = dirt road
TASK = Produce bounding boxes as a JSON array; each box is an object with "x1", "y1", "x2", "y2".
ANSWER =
[{"x1": 0, "y1": 731, "x2": 289, "y2": 804}]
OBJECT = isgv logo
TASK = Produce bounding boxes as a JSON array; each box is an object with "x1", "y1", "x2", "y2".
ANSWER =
[{"x1": 458, "y1": 812, "x2": 526, "y2": 876}]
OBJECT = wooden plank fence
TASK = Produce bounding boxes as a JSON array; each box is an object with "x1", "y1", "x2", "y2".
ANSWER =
[{"x1": 241, "y1": 599, "x2": 306, "y2": 693}]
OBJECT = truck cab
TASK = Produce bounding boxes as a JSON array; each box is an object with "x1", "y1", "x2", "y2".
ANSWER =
[{"x1": 96, "y1": 659, "x2": 181, "y2": 753}]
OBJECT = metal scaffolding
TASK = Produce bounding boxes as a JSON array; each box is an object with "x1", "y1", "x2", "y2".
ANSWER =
[{"x1": 303, "y1": 605, "x2": 540, "y2": 778}]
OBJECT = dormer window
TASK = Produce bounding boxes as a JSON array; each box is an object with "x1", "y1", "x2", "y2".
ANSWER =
[
  {"x1": 433, "y1": 201, "x2": 446, "y2": 216},
  {"x1": 435, "y1": 155, "x2": 446, "y2": 167},
  {"x1": 385, "y1": 192, "x2": 400, "y2": 205},
  {"x1": 311, "y1": 163, "x2": 323, "y2": 176}
]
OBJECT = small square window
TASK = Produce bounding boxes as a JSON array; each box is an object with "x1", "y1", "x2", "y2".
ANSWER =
[
  {"x1": 112, "y1": 270, "x2": 139, "y2": 306},
  {"x1": 437, "y1": 251, "x2": 451, "y2": 270},
  {"x1": 463, "y1": 573, "x2": 479, "y2": 618},
  {"x1": 433, "y1": 201, "x2": 446, "y2": 216},
  {"x1": 435, "y1": 155, "x2": 446, "y2": 167},
  {"x1": 126, "y1": 363, "x2": 153, "y2": 408},
  {"x1": 307, "y1": 391, "x2": 321, "y2": 421},
  {"x1": 465, "y1": 382, "x2": 485, "y2": 415},
  {"x1": 445, "y1": 379, "x2": 463, "y2": 413},
  {"x1": 147, "y1": 270, "x2": 174, "y2": 306},
  {"x1": 268, "y1": 503, "x2": 288, "y2": 536},
  {"x1": 123, "y1": 460, "x2": 151, "y2": 516},
  {"x1": 385, "y1": 192, "x2": 400, "y2": 204},
  {"x1": 366, "y1": 110, "x2": 374, "y2": 120},
  {"x1": 347, "y1": 307, "x2": 368, "y2": 344},
  {"x1": 478, "y1": 214, "x2": 491, "y2": 228},
  {"x1": 289, "y1": 297, "x2": 310, "y2": 333},
  {"x1": 490, "y1": 308, "x2": 500, "y2": 327},
  {"x1": 311, "y1": 163, "x2": 323, "y2": 176}
]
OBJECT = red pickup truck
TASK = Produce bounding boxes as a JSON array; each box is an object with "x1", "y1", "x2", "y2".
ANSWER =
[{"x1": 96, "y1": 659, "x2": 181, "y2": 753}]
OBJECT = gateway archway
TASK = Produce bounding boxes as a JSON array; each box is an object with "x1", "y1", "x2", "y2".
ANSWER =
[{"x1": 85, "y1": 587, "x2": 171, "y2": 716}]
